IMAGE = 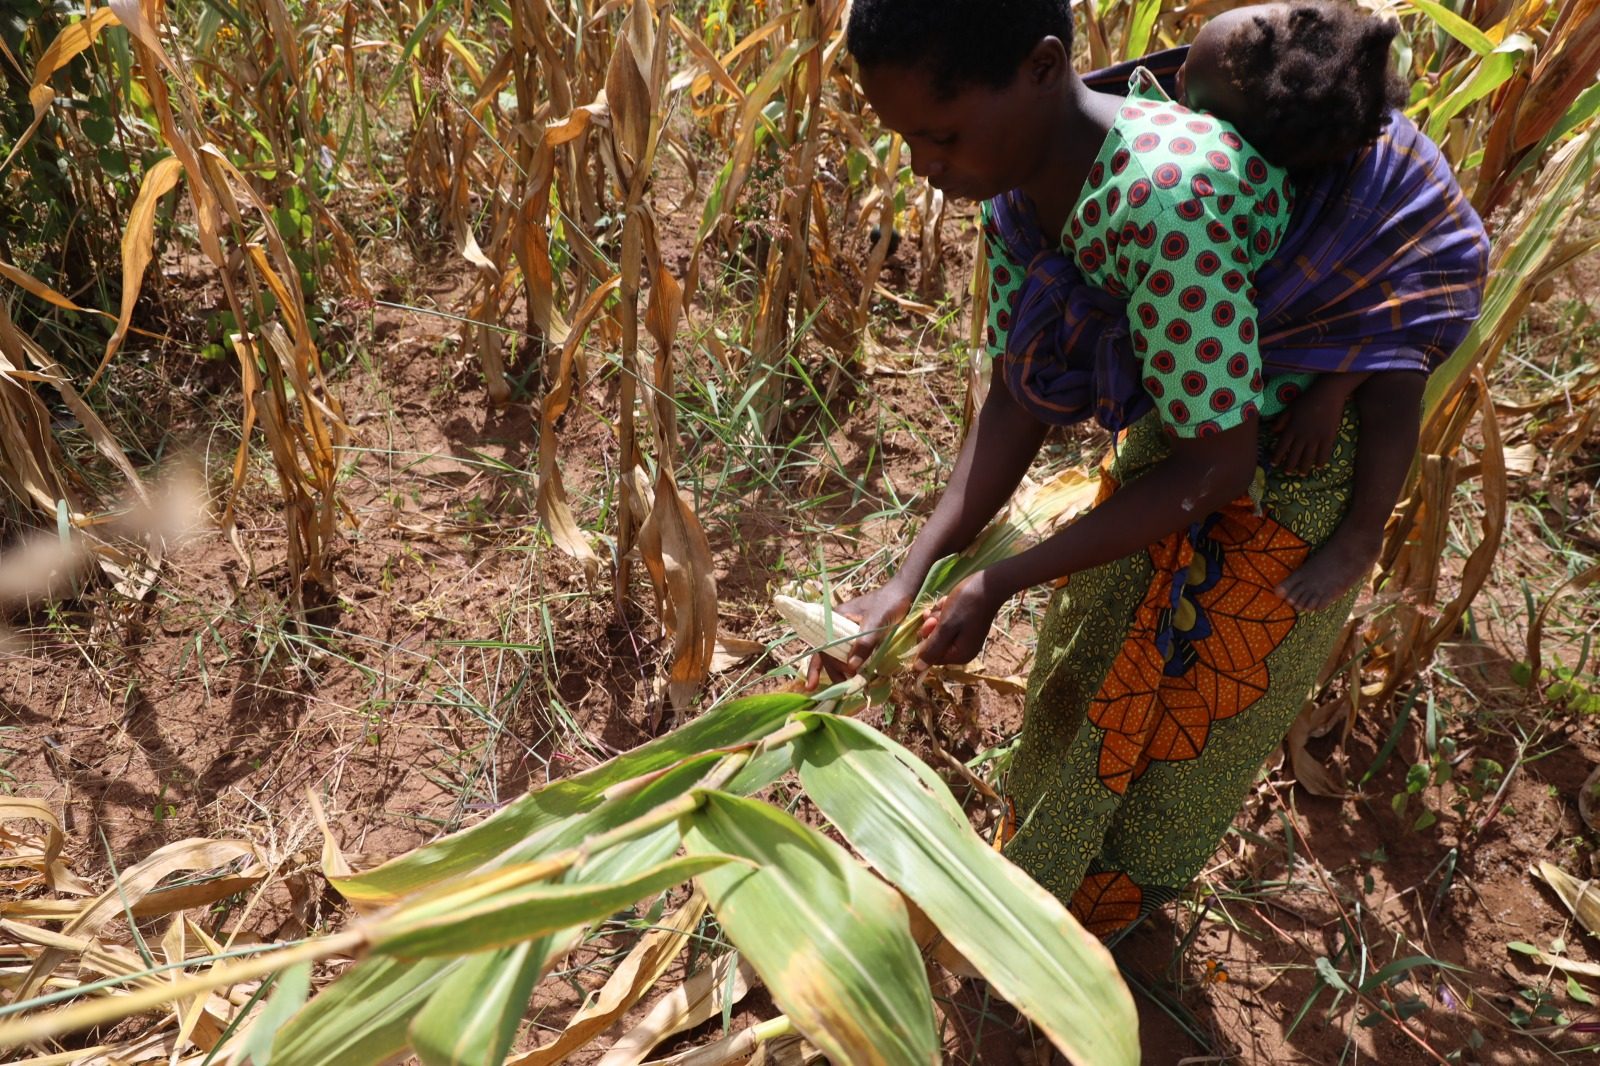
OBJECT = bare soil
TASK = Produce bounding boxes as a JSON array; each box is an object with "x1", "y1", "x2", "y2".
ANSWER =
[{"x1": 3, "y1": 200, "x2": 1598, "y2": 1065}]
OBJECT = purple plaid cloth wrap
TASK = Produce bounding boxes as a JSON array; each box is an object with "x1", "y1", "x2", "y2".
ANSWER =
[{"x1": 991, "y1": 48, "x2": 1490, "y2": 431}]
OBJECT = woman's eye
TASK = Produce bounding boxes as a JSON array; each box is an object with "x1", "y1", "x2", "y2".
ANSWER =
[{"x1": 929, "y1": 134, "x2": 957, "y2": 147}]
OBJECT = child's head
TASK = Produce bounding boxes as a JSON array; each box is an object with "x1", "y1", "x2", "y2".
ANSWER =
[
  {"x1": 845, "y1": 0, "x2": 1077, "y2": 201},
  {"x1": 1180, "y1": 2, "x2": 1407, "y2": 173}
]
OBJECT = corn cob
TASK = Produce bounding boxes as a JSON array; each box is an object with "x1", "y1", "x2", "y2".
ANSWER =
[{"x1": 773, "y1": 594, "x2": 862, "y2": 662}]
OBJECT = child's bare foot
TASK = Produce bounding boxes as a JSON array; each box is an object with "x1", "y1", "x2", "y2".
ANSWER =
[{"x1": 1276, "y1": 533, "x2": 1381, "y2": 611}]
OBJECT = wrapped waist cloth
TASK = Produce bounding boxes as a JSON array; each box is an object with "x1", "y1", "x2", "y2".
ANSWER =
[{"x1": 990, "y1": 47, "x2": 1491, "y2": 431}]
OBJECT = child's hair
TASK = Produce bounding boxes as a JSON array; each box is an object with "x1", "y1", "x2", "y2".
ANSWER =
[
  {"x1": 846, "y1": 0, "x2": 1074, "y2": 98},
  {"x1": 1216, "y1": 2, "x2": 1407, "y2": 172}
]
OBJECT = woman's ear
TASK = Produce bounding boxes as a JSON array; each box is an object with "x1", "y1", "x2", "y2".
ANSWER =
[{"x1": 1026, "y1": 35, "x2": 1071, "y2": 89}]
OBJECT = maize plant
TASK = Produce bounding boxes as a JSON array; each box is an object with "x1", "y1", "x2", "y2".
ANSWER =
[{"x1": 0, "y1": 470, "x2": 1132, "y2": 1066}]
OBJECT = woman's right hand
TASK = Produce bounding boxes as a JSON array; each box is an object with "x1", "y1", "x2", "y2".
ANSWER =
[{"x1": 803, "y1": 579, "x2": 916, "y2": 689}]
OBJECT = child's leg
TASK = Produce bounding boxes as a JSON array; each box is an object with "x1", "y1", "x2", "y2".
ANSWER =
[{"x1": 1276, "y1": 370, "x2": 1424, "y2": 611}]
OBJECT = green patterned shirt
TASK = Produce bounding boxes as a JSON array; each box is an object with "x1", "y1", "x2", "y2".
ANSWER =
[{"x1": 984, "y1": 71, "x2": 1316, "y2": 437}]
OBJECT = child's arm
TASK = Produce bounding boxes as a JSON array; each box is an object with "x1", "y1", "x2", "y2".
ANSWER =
[
  {"x1": 1274, "y1": 369, "x2": 1424, "y2": 610},
  {"x1": 1271, "y1": 372, "x2": 1369, "y2": 473}
]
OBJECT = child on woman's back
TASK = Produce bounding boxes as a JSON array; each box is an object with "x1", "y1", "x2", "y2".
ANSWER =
[{"x1": 1178, "y1": 1, "x2": 1417, "y2": 610}]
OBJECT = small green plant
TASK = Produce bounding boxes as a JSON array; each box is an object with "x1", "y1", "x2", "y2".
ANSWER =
[
  {"x1": 1391, "y1": 695, "x2": 1454, "y2": 833},
  {"x1": 1509, "y1": 983, "x2": 1569, "y2": 1030},
  {"x1": 1511, "y1": 655, "x2": 1599, "y2": 712}
]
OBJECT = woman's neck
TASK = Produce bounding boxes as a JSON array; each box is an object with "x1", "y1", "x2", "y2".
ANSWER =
[{"x1": 1022, "y1": 75, "x2": 1123, "y2": 242}]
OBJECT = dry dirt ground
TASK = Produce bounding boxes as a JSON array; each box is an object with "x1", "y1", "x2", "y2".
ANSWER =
[{"x1": 2, "y1": 207, "x2": 1599, "y2": 1064}]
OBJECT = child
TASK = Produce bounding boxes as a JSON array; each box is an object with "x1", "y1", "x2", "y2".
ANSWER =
[{"x1": 1179, "y1": 1, "x2": 1418, "y2": 610}]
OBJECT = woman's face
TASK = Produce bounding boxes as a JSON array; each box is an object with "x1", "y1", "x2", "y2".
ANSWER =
[{"x1": 857, "y1": 51, "x2": 1060, "y2": 203}]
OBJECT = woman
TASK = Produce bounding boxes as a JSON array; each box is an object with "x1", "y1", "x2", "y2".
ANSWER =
[{"x1": 819, "y1": 0, "x2": 1488, "y2": 935}]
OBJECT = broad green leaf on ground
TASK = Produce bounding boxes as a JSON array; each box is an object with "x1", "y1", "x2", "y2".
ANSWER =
[
  {"x1": 409, "y1": 941, "x2": 545, "y2": 1066},
  {"x1": 335, "y1": 693, "x2": 809, "y2": 903},
  {"x1": 368, "y1": 854, "x2": 733, "y2": 959},
  {"x1": 237, "y1": 962, "x2": 311, "y2": 1066},
  {"x1": 680, "y1": 791, "x2": 939, "y2": 1066},
  {"x1": 796, "y1": 714, "x2": 1139, "y2": 1066},
  {"x1": 281, "y1": 812, "x2": 713, "y2": 1066},
  {"x1": 272, "y1": 955, "x2": 465, "y2": 1066}
]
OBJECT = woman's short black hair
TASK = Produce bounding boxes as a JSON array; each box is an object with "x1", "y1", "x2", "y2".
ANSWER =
[
  {"x1": 846, "y1": 0, "x2": 1074, "y2": 97},
  {"x1": 1218, "y1": 2, "x2": 1408, "y2": 173}
]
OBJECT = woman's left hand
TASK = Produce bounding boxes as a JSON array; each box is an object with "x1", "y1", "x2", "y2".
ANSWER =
[{"x1": 914, "y1": 572, "x2": 1006, "y2": 669}]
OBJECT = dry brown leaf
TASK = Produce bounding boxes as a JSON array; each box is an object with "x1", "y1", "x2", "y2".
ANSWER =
[
  {"x1": 1535, "y1": 862, "x2": 1600, "y2": 941},
  {"x1": 1503, "y1": 443, "x2": 1540, "y2": 476},
  {"x1": 597, "y1": 953, "x2": 755, "y2": 1066},
  {"x1": 0, "y1": 307, "x2": 78, "y2": 516},
  {"x1": 1512, "y1": 943, "x2": 1600, "y2": 980},
  {"x1": 2, "y1": 874, "x2": 264, "y2": 922},
  {"x1": 0, "y1": 798, "x2": 93, "y2": 896},
  {"x1": 0, "y1": 8, "x2": 119, "y2": 173},
  {"x1": 711, "y1": 634, "x2": 767, "y2": 673},
  {"x1": 1286, "y1": 707, "x2": 1348, "y2": 798},
  {"x1": 668, "y1": 15, "x2": 746, "y2": 101},
  {"x1": 16, "y1": 837, "x2": 263, "y2": 1003},
  {"x1": 510, "y1": 889, "x2": 709, "y2": 1066},
  {"x1": 603, "y1": 0, "x2": 656, "y2": 168},
  {"x1": 937, "y1": 667, "x2": 1028, "y2": 695},
  {"x1": 89, "y1": 155, "x2": 185, "y2": 386},
  {"x1": 0, "y1": 259, "x2": 110, "y2": 318},
  {"x1": 537, "y1": 275, "x2": 620, "y2": 576},
  {"x1": 108, "y1": 0, "x2": 179, "y2": 73},
  {"x1": 635, "y1": 467, "x2": 719, "y2": 713}
]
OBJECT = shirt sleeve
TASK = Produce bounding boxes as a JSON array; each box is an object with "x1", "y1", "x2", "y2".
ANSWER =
[
  {"x1": 1104, "y1": 168, "x2": 1269, "y2": 438},
  {"x1": 980, "y1": 202, "x2": 1026, "y2": 361}
]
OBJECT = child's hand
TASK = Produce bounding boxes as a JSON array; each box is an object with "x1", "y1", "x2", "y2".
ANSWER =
[{"x1": 1271, "y1": 395, "x2": 1343, "y2": 474}]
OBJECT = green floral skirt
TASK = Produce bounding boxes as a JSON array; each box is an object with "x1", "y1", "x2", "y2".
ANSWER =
[{"x1": 1001, "y1": 411, "x2": 1360, "y2": 936}]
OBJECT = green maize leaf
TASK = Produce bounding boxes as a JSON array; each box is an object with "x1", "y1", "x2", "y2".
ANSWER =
[
  {"x1": 1424, "y1": 34, "x2": 1533, "y2": 141},
  {"x1": 796, "y1": 715, "x2": 1138, "y2": 1066},
  {"x1": 278, "y1": 810, "x2": 710, "y2": 1066},
  {"x1": 368, "y1": 853, "x2": 735, "y2": 959},
  {"x1": 272, "y1": 955, "x2": 465, "y2": 1066},
  {"x1": 722, "y1": 729, "x2": 806, "y2": 795},
  {"x1": 1503, "y1": 80, "x2": 1600, "y2": 189},
  {"x1": 1122, "y1": 0, "x2": 1162, "y2": 62},
  {"x1": 680, "y1": 791, "x2": 940, "y2": 1066},
  {"x1": 236, "y1": 962, "x2": 310, "y2": 1066},
  {"x1": 336, "y1": 693, "x2": 809, "y2": 901},
  {"x1": 409, "y1": 941, "x2": 545, "y2": 1066},
  {"x1": 1406, "y1": 0, "x2": 1494, "y2": 55},
  {"x1": 1426, "y1": 131, "x2": 1598, "y2": 415}
]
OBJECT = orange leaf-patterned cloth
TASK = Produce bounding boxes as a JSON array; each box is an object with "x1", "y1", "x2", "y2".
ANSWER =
[
  {"x1": 1001, "y1": 412, "x2": 1364, "y2": 939},
  {"x1": 1090, "y1": 502, "x2": 1309, "y2": 794}
]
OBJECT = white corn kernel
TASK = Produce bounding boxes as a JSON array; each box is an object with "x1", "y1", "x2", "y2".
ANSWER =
[{"x1": 774, "y1": 594, "x2": 861, "y2": 661}]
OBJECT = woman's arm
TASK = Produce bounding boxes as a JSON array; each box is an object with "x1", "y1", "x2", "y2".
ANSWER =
[
  {"x1": 811, "y1": 357, "x2": 1049, "y2": 680},
  {"x1": 914, "y1": 416, "x2": 1258, "y2": 666}
]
